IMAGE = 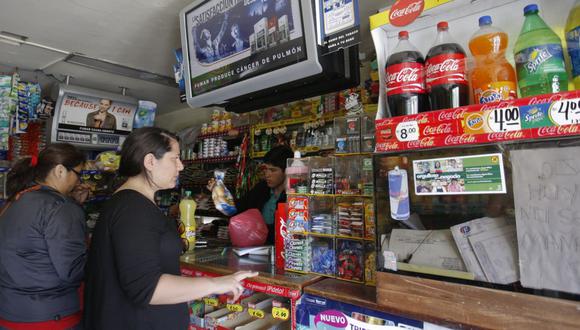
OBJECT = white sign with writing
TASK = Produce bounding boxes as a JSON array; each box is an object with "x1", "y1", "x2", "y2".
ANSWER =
[{"x1": 511, "y1": 147, "x2": 580, "y2": 294}]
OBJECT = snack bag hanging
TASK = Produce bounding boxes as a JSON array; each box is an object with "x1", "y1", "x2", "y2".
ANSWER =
[{"x1": 212, "y1": 170, "x2": 237, "y2": 216}]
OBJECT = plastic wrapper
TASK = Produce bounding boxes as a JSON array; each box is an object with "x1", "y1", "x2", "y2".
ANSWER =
[
  {"x1": 212, "y1": 170, "x2": 237, "y2": 216},
  {"x1": 95, "y1": 150, "x2": 120, "y2": 172},
  {"x1": 229, "y1": 208, "x2": 268, "y2": 247}
]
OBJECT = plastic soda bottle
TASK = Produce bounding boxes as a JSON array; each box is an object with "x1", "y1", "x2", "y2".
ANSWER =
[
  {"x1": 566, "y1": 0, "x2": 580, "y2": 89},
  {"x1": 179, "y1": 191, "x2": 197, "y2": 252},
  {"x1": 514, "y1": 4, "x2": 568, "y2": 97},
  {"x1": 469, "y1": 16, "x2": 517, "y2": 104}
]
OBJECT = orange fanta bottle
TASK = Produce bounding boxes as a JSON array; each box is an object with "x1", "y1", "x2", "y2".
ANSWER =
[{"x1": 469, "y1": 16, "x2": 517, "y2": 104}]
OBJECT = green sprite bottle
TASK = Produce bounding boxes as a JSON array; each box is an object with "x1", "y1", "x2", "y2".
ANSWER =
[{"x1": 514, "y1": 4, "x2": 568, "y2": 97}]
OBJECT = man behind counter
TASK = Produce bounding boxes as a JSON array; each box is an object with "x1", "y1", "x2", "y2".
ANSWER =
[{"x1": 209, "y1": 145, "x2": 293, "y2": 244}]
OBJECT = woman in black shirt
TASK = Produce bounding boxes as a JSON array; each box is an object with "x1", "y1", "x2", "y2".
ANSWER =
[{"x1": 84, "y1": 127, "x2": 256, "y2": 329}]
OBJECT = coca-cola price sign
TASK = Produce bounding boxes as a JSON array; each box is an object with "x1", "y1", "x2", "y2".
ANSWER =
[
  {"x1": 487, "y1": 106, "x2": 522, "y2": 132},
  {"x1": 549, "y1": 98, "x2": 580, "y2": 126},
  {"x1": 395, "y1": 121, "x2": 419, "y2": 142}
]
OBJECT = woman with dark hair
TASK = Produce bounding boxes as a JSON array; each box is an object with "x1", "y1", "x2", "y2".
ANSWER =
[
  {"x1": 0, "y1": 143, "x2": 89, "y2": 329},
  {"x1": 83, "y1": 127, "x2": 257, "y2": 329}
]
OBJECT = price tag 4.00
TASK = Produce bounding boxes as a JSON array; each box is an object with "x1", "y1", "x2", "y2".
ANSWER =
[
  {"x1": 550, "y1": 98, "x2": 580, "y2": 126},
  {"x1": 487, "y1": 106, "x2": 521, "y2": 132}
]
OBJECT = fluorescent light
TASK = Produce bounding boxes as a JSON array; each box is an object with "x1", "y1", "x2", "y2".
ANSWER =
[
  {"x1": 64, "y1": 54, "x2": 176, "y2": 87},
  {"x1": 0, "y1": 37, "x2": 21, "y2": 47}
]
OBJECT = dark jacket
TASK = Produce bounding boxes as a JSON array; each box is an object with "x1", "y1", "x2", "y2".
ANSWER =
[
  {"x1": 235, "y1": 181, "x2": 286, "y2": 244},
  {"x1": 0, "y1": 186, "x2": 86, "y2": 322}
]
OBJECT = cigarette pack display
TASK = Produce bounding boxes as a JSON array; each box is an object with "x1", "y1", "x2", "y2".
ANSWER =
[
  {"x1": 310, "y1": 236, "x2": 336, "y2": 276},
  {"x1": 336, "y1": 197, "x2": 365, "y2": 238},
  {"x1": 337, "y1": 239, "x2": 364, "y2": 282}
]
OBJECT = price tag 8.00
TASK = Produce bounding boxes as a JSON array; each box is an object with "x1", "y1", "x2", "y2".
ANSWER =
[
  {"x1": 549, "y1": 98, "x2": 580, "y2": 126},
  {"x1": 487, "y1": 106, "x2": 521, "y2": 132},
  {"x1": 272, "y1": 307, "x2": 290, "y2": 320},
  {"x1": 248, "y1": 308, "x2": 265, "y2": 319},
  {"x1": 395, "y1": 121, "x2": 420, "y2": 142}
]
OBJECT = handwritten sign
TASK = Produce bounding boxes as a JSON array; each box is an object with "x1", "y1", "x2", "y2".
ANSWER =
[{"x1": 511, "y1": 147, "x2": 580, "y2": 294}]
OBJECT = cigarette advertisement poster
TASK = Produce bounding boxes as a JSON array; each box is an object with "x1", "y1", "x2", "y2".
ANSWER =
[
  {"x1": 317, "y1": 0, "x2": 360, "y2": 54},
  {"x1": 186, "y1": 0, "x2": 306, "y2": 96},
  {"x1": 412, "y1": 153, "x2": 507, "y2": 195},
  {"x1": 57, "y1": 93, "x2": 136, "y2": 135}
]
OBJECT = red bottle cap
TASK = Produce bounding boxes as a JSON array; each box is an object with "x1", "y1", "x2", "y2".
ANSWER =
[
  {"x1": 437, "y1": 21, "x2": 448, "y2": 30},
  {"x1": 398, "y1": 31, "x2": 409, "y2": 39}
]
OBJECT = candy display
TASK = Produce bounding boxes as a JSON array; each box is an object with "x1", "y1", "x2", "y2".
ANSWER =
[
  {"x1": 364, "y1": 242, "x2": 376, "y2": 286},
  {"x1": 337, "y1": 239, "x2": 364, "y2": 282},
  {"x1": 309, "y1": 197, "x2": 335, "y2": 235},
  {"x1": 287, "y1": 195, "x2": 309, "y2": 233},
  {"x1": 285, "y1": 235, "x2": 310, "y2": 273},
  {"x1": 336, "y1": 199, "x2": 364, "y2": 238},
  {"x1": 310, "y1": 236, "x2": 336, "y2": 276},
  {"x1": 364, "y1": 200, "x2": 375, "y2": 239}
]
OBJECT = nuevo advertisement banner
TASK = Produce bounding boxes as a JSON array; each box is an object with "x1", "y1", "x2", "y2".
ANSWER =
[
  {"x1": 185, "y1": 0, "x2": 306, "y2": 96},
  {"x1": 412, "y1": 153, "x2": 507, "y2": 195},
  {"x1": 57, "y1": 93, "x2": 136, "y2": 135}
]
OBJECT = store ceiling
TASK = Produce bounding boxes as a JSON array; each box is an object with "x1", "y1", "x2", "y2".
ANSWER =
[{"x1": 0, "y1": 0, "x2": 389, "y2": 117}]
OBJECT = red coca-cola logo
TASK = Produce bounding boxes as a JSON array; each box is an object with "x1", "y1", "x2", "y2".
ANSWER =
[
  {"x1": 487, "y1": 131, "x2": 524, "y2": 141},
  {"x1": 537, "y1": 126, "x2": 558, "y2": 137},
  {"x1": 407, "y1": 136, "x2": 435, "y2": 148},
  {"x1": 444, "y1": 134, "x2": 476, "y2": 145},
  {"x1": 480, "y1": 101, "x2": 515, "y2": 112},
  {"x1": 425, "y1": 54, "x2": 467, "y2": 87},
  {"x1": 528, "y1": 94, "x2": 564, "y2": 105},
  {"x1": 386, "y1": 63, "x2": 425, "y2": 96},
  {"x1": 376, "y1": 118, "x2": 395, "y2": 127},
  {"x1": 437, "y1": 107, "x2": 469, "y2": 121},
  {"x1": 389, "y1": 0, "x2": 424, "y2": 27},
  {"x1": 423, "y1": 123, "x2": 453, "y2": 135},
  {"x1": 537, "y1": 125, "x2": 580, "y2": 137},
  {"x1": 402, "y1": 113, "x2": 429, "y2": 124},
  {"x1": 378, "y1": 141, "x2": 400, "y2": 151}
]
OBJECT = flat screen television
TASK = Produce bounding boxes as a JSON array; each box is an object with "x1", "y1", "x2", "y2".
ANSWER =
[
  {"x1": 179, "y1": 0, "x2": 359, "y2": 112},
  {"x1": 48, "y1": 84, "x2": 138, "y2": 150}
]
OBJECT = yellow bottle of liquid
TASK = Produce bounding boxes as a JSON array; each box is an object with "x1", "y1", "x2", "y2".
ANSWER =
[{"x1": 179, "y1": 191, "x2": 197, "y2": 252}]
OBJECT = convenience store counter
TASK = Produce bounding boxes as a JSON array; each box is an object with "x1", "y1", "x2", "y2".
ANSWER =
[{"x1": 180, "y1": 248, "x2": 321, "y2": 295}]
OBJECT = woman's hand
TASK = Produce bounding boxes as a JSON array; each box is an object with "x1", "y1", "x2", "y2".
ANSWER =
[
  {"x1": 70, "y1": 183, "x2": 91, "y2": 204},
  {"x1": 207, "y1": 178, "x2": 216, "y2": 192},
  {"x1": 211, "y1": 271, "x2": 258, "y2": 301}
]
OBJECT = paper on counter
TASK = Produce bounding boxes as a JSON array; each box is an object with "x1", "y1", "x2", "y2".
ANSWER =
[
  {"x1": 450, "y1": 217, "x2": 510, "y2": 281},
  {"x1": 511, "y1": 148, "x2": 580, "y2": 294},
  {"x1": 468, "y1": 225, "x2": 518, "y2": 285},
  {"x1": 389, "y1": 229, "x2": 466, "y2": 271}
]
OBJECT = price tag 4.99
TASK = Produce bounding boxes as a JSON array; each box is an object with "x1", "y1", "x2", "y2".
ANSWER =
[
  {"x1": 487, "y1": 106, "x2": 521, "y2": 132},
  {"x1": 549, "y1": 98, "x2": 580, "y2": 126},
  {"x1": 395, "y1": 121, "x2": 420, "y2": 142},
  {"x1": 272, "y1": 307, "x2": 290, "y2": 320}
]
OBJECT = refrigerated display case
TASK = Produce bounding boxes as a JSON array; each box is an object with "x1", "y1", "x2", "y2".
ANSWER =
[{"x1": 370, "y1": 0, "x2": 580, "y2": 327}]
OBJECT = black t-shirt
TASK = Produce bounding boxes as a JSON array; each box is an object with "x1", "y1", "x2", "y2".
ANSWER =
[{"x1": 83, "y1": 190, "x2": 188, "y2": 330}]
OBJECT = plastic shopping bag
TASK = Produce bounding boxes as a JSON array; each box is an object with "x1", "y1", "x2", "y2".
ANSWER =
[{"x1": 229, "y1": 209, "x2": 268, "y2": 247}]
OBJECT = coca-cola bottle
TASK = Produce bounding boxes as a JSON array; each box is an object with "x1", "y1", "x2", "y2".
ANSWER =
[
  {"x1": 425, "y1": 21, "x2": 469, "y2": 110},
  {"x1": 385, "y1": 31, "x2": 429, "y2": 117}
]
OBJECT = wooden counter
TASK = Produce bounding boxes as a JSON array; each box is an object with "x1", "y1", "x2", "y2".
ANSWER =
[{"x1": 180, "y1": 248, "x2": 321, "y2": 292}]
